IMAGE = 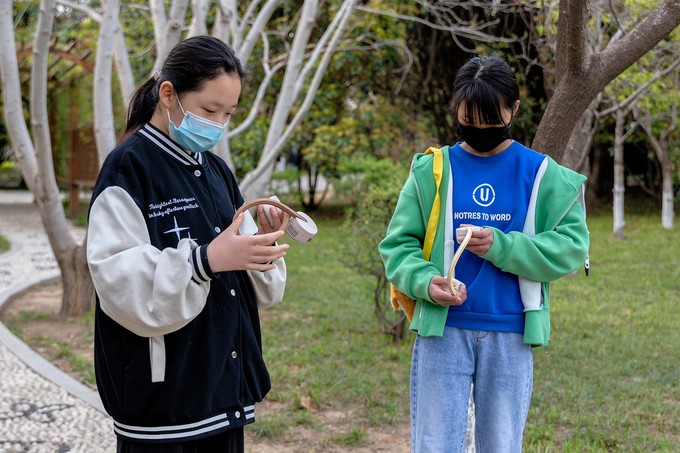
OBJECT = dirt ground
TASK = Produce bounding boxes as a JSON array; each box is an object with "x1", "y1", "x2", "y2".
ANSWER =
[{"x1": 1, "y1": 282, "x2": 410, "y2": 453}]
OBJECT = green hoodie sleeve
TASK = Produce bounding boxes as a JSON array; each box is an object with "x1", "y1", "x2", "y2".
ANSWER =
[
  {"x1": 378, "y1": 173, "x2": 440, "y2": 303},
  {"x1": 483, "y1": 197, "x2": 589, "y2": 282}
]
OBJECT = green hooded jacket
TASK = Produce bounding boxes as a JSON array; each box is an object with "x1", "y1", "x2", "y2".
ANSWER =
[{"x1": 379, "y1": 145, "x2": 590, "y2": 346}]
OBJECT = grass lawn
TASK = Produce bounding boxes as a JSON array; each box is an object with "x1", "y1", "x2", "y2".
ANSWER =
[
  {"x1": 525, "y1": 212, "x2": 680, "y2": 451},
  {"x1": 256, "y1": 209, "x2": 680, "y2": 450},
  {"x1": 255, "y1": 212, "x2": 412, "y2": 439},
  {"x1": 2, "y1": 209, "x2": 678, "y2": 450},
  {"x1": 0, "y1": 235, "x2": 10, "y2": 254}
]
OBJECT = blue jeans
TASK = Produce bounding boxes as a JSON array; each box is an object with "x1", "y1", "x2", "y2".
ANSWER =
[{"x1": 410, "y1": 327, "x2": 533, "y2": 453}]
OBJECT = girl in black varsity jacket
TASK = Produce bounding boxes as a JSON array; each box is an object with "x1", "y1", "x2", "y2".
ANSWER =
[{"x1": 87, "y1": 36, "x2": 289, "y2": 453}]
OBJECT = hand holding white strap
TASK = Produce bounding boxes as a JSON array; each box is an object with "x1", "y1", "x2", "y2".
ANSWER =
[
  {"x1": 234, "y1": 198, "x2": 317, "y2": 243},
  {"x1": 447, "y1": 226, "x2": 473, "y2": 295},
  {"x1": 233, "y1": 198, "x2": 307, "y2": 233}
]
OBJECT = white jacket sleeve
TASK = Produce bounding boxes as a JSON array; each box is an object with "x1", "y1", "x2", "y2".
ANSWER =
[
  {"x1": 247, "y1": 258, "x2": 286, "y2": 310},
  {"x1": 87, "y1": 186, "x2": 210, "y2": 337},
  {"x1": 239, "y1": 210, "x2": 287, "y2": 310}
]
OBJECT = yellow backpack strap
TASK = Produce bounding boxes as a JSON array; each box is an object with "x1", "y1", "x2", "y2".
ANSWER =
[
  {"x1": 389, "y1": 146, "x2": 444, "y2": 322},
  {"x1": 422, "y1": 147, "x2": 443, "y2": 261}
]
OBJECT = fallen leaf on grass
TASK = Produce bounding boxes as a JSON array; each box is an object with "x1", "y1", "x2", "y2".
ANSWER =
[{"x1": 300, "y1": 395, "x2": 319, "y2": 413}]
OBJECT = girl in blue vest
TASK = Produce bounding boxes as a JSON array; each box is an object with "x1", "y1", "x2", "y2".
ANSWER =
[{"x1": 379, "y1": 56, "x2": 589, "y2": 452}]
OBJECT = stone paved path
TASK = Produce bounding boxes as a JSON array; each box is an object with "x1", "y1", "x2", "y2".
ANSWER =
[{"x1": 0, "y1": 191, "x2": 115, "y2": 452}]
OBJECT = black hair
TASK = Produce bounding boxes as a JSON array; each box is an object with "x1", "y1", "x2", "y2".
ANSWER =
[
  {"x1": 449, "y1": 56, "x2": 519, "y2": 126},
  {"x1": 124, "y1": 36, "x2": 246, "y2": 138}
]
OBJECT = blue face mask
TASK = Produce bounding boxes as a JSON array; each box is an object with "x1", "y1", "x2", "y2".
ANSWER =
[{"x1": 167, "y1": 99, "x2": 229, "y2": 153}]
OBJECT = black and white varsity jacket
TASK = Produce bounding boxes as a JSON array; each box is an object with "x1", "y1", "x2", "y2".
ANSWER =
[{"x1": 86, "y1": 123, "x2": 285, "y2": 443}]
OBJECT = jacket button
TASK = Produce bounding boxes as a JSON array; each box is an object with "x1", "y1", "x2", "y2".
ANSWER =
[
  {"x1": 231, "y1": 351, "x2": 238, "y2": 359},
  {"x1": 235, "y1": 411, "x2": 241, "y2": 418},
  {"x1": 194, "y1": 170, "x2": 201, "y2": 177},
  {"x1": 230, "y1": 289, "x2": 236, "y2": 296},
  {"x1": 214, "y1": 226, "x2": 221, "y2": 233}
]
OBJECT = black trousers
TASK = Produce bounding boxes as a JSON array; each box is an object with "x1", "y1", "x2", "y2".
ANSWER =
[{"x1": 116, "y1": 427, "x2": 244, "y2": 453}]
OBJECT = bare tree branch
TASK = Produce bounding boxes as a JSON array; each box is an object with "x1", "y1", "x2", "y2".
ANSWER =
[
  {"x1": 597, "y1": 56, "x2": 680, "y2": 117},
  {"x1": 151, "y1": 0, "x2": 190, "y2": 73},
  {"x1": 188, "y1": 0, "x2": 211, "y2": 37},
  {"x1": 0, "y1": 2, "x2": 39, "y2": 189},
  {"x1": 594, "y1": 0, "x2": 680, "y2": 89},
  {"x1": 93, "y1": 0, "x2": 120, "y2": 165},
  {"x1": 56, "y1": 0, "x2": 135, "y2": 105},
  {"x1": 240, "y1": 0, "x2": 358, "y2": 196},
  {"x1": 236, "y1": 0, "x2": 282, "y2": 63},
  {"x1": 227, "y1": 35, "x2": 287, "y2": 138},
  {"x1": 356, "y1": 5, "x2": 515, "y2": 44},
  {"x1": 31, "y1": 0, "x2": 58, "y2": 203},
  {"x1": 248, "y1": 0, "x2": 319, "y2": 168}
]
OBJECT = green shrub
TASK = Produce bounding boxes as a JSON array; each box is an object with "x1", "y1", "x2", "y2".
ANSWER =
[{"x1": 340, "y1": 158, "x2": 410, "y2": 341}]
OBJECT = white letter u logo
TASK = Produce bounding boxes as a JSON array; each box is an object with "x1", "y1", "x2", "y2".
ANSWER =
[{"x1": 473, "y1": 183, "x2": 496, "y2": 207}]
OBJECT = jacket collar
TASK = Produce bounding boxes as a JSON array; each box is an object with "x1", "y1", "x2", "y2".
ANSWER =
[{"x1": 138, "y1": 123, "x2": 204, "y2": 166}]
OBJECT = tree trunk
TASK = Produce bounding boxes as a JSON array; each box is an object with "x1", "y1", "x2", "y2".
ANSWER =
[
  {"x1": 240, "y1": 0, "x2": 319, "y2": 198},
  {"x1": 188, "y1": 0, "x2": 210, "y2": 37},
  {"x1": 60, "y1": 243, "x2": 96, "y2": 316},
  {"x1": 240, "y1": 0, "x2": 357, "y2": 199},
  {"x1": 232, "y1": 0, "x2": 283, "y2": 64},
  {"x1": 54, "y1": 0, "x2": 135, "y2": 108},
  {"x1": 93, "y1": 0, "x2": 120, "y2": 166},
  {"x1": 564, "y1": 101, "x2": 600, "y2": 172},
  {"x1": 660, "y1": 161, "x2": 675, "y2": 229},
  {"x1": 113, "y1": 17, "x2": 135, "y2": 106},
  {"x1": 2, "y1": 0, "x2": 94, "y2": 316},
  {"x1": 533, "y1": 0, "x2": 680, "y2": 166},
  {"x1": 534, "y1": 74, "x2": 600, "y2": 164},
  {"x1": 612, "y1": 110, "x2": 627, "y2": 239},
  {"x1": 639, "y1": 117, "x2": 676, "y2": 230},
  {"x1": 150, "y1": 0, "x2": 189, "y2": 73},
  {"x1": 586, "y1": 144, "x2": 602, "y2": 213}
]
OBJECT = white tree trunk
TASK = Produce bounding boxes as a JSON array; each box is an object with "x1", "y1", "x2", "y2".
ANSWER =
[
  {"x1": 637, "y1": 110, "x2": 677, "y2": 230},
  {"x1": 660, "y1": 165, "x2": 675, "y2": 229},
  {"x1": 93, "y1": 0, "x2": 120, "y2": 166},
  {"x1": 56, "y1": 0, "x2": 135, "y2": 108},
  {"x1": 188, "y1": 0, "x2": 210, "y2": 37},
  {"x1": 0, "y1": 2, "x2": 39, "y2": 190},
  {"x1": 214, "y1": 0, "x2": 238, "y2": 46},
  {"x1": 151, "y1": 0, "x2": 190, "y2": 73},
  {"x1": 31, "y1": 0, "x2": 64, "y2": 220},
  {"x1": 240, "y1": 0, "x2": 357, "y2": 199},
  {"x1": 612, "y1": 136, "x2": 625, "y2": 238},
  {"x1": 2, "y1": 0, "x2": 94, "y2": 315},
  {"x1": 150, "y1": 0, "x2": 168, "y2": 65},
  {"x1": 612, "y1": 109, "x2": 637, "y2": 239},
  {"x1": 30, "y1": 0, "x2": 85, "y2": 292},
  {"x1": 113, "y1": 18, "x2": 135, "y2": 106},
  {"x1": 248, "y1": 0, "x2": 319, "y2": 190},
  {"x1": 234, "y1": 0, "x2": 283, "y2": 64}
]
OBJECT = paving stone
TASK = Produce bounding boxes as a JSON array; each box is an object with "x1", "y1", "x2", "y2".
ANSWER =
[{"x1": 0, "y1": 192, "x2": 114, "y2": 451}]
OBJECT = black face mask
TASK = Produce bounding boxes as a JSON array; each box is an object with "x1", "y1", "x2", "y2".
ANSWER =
[{"x1": 456, "y1": 124, "x2": 510, "y2": 153}]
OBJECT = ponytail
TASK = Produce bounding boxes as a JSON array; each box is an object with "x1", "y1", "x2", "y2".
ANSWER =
[{"x1": 123, "y1": 76, "x2": 160, "y2": 141}]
